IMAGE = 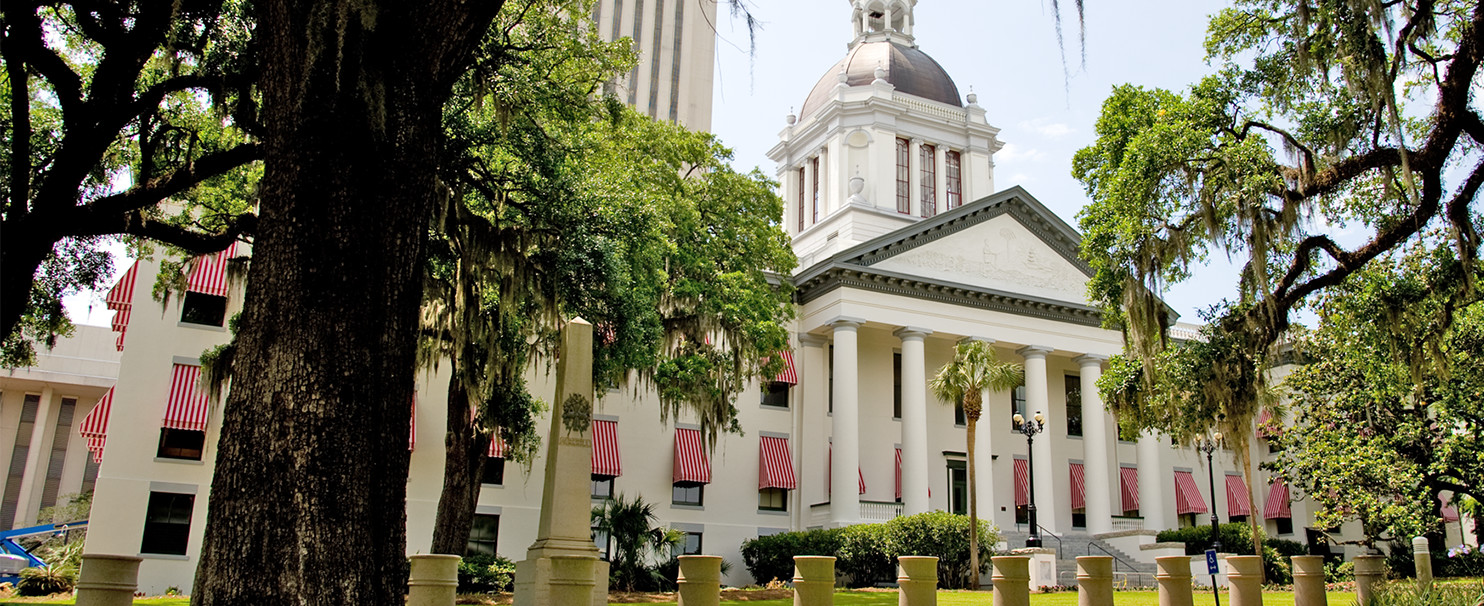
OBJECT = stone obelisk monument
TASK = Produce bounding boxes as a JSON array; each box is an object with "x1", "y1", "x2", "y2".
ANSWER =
[{"x1": 513, "y1": 318, "x2": 610, "y2": 606}]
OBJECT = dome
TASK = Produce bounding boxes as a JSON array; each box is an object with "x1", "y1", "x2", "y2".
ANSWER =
[{"x1": 799, "y1": 40, "x2": 962, "y2": 119}]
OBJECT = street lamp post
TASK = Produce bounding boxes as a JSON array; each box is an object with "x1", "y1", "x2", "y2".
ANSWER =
[
  {"x1": 1013, "y1": 410, "x2": 1046, "y2": 548},
  {"x1": 1197, "y1": 432, "x2": 1223, "y2": 606}
]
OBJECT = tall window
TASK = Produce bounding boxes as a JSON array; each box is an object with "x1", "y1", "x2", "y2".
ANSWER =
[
  {"x1": 946, "y1": 459, "x2": 967, "y2": 515},
  {"x1": 920, "y1": 144, "x2": 937, "y2": 217},
  {"x1": 1065, "y1": 376, "x2": 1083, "y2": 437},
  {"x1": 893, "y1": 352, "x2": 902, "y2": 419},
  {"x1": 797, "y1": 168, "x2": 806, "y2": 232},
  {"x1": 945, "y1": 151, "x2": 962, "y2": 209},
  {"x1": 811, "y1": 156, "x2": 820, "y2": 223},
  {"x1": 895, "y1": 138, "x2": 911, "y2": 213},
  {"x1": 466, "y1": 514, "x2": 499, "y2": 557},
  {"x1": 1009, "y1": 383, "x2": 1027, "y2": 424},
  {"x1": 140, "y1": 491, "x2": 194, "y2": 555}
]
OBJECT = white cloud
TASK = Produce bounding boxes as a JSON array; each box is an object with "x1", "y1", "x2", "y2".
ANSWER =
[
  {"x1": 1019, "y1": 118, "x2": 1075, "y2": 139},
  {"x1": 1007, "y1": 172, "x2": 1032, "y2": 184},
  {"x1": 996, "y1": 143, "x2": 1045, "y2": 163}
]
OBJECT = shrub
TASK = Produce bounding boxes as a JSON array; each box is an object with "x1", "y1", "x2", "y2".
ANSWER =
[
  {"x1": 1157, "y1": 522, "x2": 1262, "y2": 556},
  {"x1": 457, "y1": 554, "x2": 515, "y2": 593},
  {"x1": 740, "y1": 528, "x2": 843, "y2": 586},
  {"x1": 1438, "y1": 544, "x2": 1484, "y2": 578},
  {"x1": 836, "y1": 523, "x2": 892, "y2": 587},
  {"x1": 1369, "y1": 579, "x2": 1484, "y2": 606},
  {"x1": 884, "y1": 511, "x2": 996, "y2": 589},
  {"x1": 1326, "y1": 560, "x2": 1355, "y2": 583},
  {"x1": 15, "y1": 537, "x2": 81, "y2": 597}
]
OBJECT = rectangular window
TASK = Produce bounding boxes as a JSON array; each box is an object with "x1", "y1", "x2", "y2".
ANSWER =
[
  {"x1": 592, "y1": 525, "x2": 611, "y2": 560},
  {"x1": 180, "y1": 292, "x2": 228, "y2": 327},
  {"x1": 1178, "y1": 513, "x2": 1197, "y2": 529},
  {"x1": 39, "y1": 398, "x2": 77, "y2": 512},
  {"x1": 672, "y1": 482, "x2": 704, "y2": 506},
  {"x1": 675, "y1": 531, "x2": 703, "y2": 556},
  {"x1": 591, "y1": 474, "x2": 615, "y2": 500},
  {"x1": 895, "y1": 138, "x2": 911, "y2": 213},
  {"x1": 893, "y1": 352, "x2": 902, "y2": 419},
  {"x1": 947, "y1": 459, "x2": 967, "y2": 515},
  {"x1": 1009, "y1": 384, "x2": 1027, "y2": 425},
  {"x1": 954, "y1": 399, "x2": 966, "y2": 426},
  {"x1": 140, "y1": 491, "x2": 194, "y2": 555},
  {"x1": 811, "y1": 156, "x2": 820, "y2": 223},
  {"x1": 945, "y1": 151, "x2": 962, "y2": 209},
  {"x1": 920, "y1": 144, "x2": 937, "y2": 217},
  {"x1": 758, "y1": 487, "x2": 788, "y2": 512},
  {"x1": 1230, "y1": 514, "x2": 1248, "y2": 525},
  {"x1": 761, "y1": 382, "x2": 790, "y2": 409},
  {"x1": 1016, "y1": 504, "x2": 1029, "y2": 525},
  {"x1": 827, "y1": 345, "x2": 834, "y2": 414},
  {"x1": 466, "y1": 513, "x2": 499, "y2": 557},
  {"x1": 797, "y1": 168, "x2": 806, "y2": 232},
  {"x1": 1065, "y1": 375, "x2": 1083, "y2": 437},
  {"x1": 1276, "y1": 517, "x2": 1294, "y2": 535},
  {"x1": 483, "y1": 456, "x2": 505, "y2": 486},
  {"x1": 156, "y1": 428, "x2": 206, "y2": 461},
  {"x1": 1, "y1": 394, "x2": 41, "y2": 530}
]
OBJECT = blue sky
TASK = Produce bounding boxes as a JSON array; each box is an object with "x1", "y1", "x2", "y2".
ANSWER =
[{"x1": 708, "y1": 0, "x2": 1239, "y2": 322}]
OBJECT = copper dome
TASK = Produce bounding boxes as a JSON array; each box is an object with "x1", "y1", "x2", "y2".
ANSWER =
[{"x1": 800, "y1": 40, "x2": 962, "y2": 119}]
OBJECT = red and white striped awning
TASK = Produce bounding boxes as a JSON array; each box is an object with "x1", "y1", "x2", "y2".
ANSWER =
[
  {"x1": 759, "y1": 436, "x2": 796, "y2": 490},
  {"x1": 1120, "y1": 466, "x2": 1140, "y2": 512},
  {"x1": 1174, "y1": 470, "x2": 1208, "y2": 515},
  {"x1": 105, "y1": 261, "x2": 139, "y2": 351},
  {"x1": 771, "y1": 351, "x2": 798, "y2": 385},
  {"x1": 1442, "y1": 495, "x2": 1460, "y2": 522},
  {"x1": 163, "y1": 364, "x2": 209, "y2": 432},
  {"x1": 186, "y1": 242, "x2": 238, "y2": 297},
  {"x1": 1070, "y1": 462, "x2": 1087, "y2": 510},
  {"x1": 827, "y1": 445, "x2": 866, "y2": 495},
  {"x1": 1256, "y1": 409, "x2": 1277, "y2": 439},
  {"x1": 79, "y1": 387, "x2": 114, "y2": 464},
  {"x1": 895, "y1": 448, "x2": 902, "y2": 500},
  {"x1": 592, "y1": 419, "x2": 621, "y2": 477},
  {"x1": 1263, "y1": 481, "x2": 1291, "y2": 519},
  {"x1": 488, "y1": 434, "x2": 507, "y2": 458},
  {"x1": 1226, "y1": 474, "x2": 1252, "y2": 517},
  {"x1": 1014, "y1": 458, "x2": 1030, "y2": 507},
  {"x1": 672, "y1": 428, "x2": 711, "y2": 484}
]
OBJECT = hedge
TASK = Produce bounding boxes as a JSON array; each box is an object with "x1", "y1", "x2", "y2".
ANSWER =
[
  {"x1": 1156, "y1": 522, "x2": 1308, "y2": 583},
  {"x1": 740, "y1": 511, "x2": 997, "y2": 589}
]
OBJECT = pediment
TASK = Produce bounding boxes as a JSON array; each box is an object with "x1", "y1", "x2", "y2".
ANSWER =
[{"x1": 869, "y1": 213, "x2": 1091, "y2": 304}]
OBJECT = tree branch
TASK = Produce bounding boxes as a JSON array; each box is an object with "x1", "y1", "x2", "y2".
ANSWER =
[
  {"x1": 84, "y1": 142, "x2": 262, "y2": 217},
  {"x1": 3, "y1": 3, "x2": 85, "y2": 114}
]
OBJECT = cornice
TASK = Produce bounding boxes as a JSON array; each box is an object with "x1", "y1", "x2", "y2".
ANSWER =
[{"x1": 794, "y1": 263, "x2": 1103, "y2": 328}]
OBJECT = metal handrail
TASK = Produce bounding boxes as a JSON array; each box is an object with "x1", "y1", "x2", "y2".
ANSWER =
[
  {"x1": 1037, "y1": 524, "x2": 1063, "y2": 560},
  {"x1": 1087, "y1": 541, "x2": 1141, "y2": 575}
]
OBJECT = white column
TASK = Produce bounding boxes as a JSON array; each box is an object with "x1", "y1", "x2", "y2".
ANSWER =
[
  {"x1": 908, "y1": 139, "x2": 921, "y2": 216},
  {"x1": 1077, "y1": 355, "x2": 1113, "y2": 534},
  {"x1": 934, "y1": 144, "x2": 947, "y2": 213},
  {"x1": 802, "y1": 158, "x2": 815, "y2": 228},
  {"x1": 14, "y1": 386, "x2": 55, "y2": 528},
  {"x1": 830, "y1": 318, "x2": 864, "y2": 526},
  {"x1": 1137, "y1": 432, "x2": 1167, "y2": 531},
  {"x1": 962, "y1": 337, "x2": 997, "y2": 527},
  {"x1": 895, "y1": 327, "x2": 932, "y2": 516},
  {"x1": 819, "y1": 146, "x2": 830, "y2": 216},
  {"x1": 1018, "y1": 345, "x2": 1057, "y2": 534},
  {"x1": 797, "y1": 334, "x2": 829, "y2": 530}
]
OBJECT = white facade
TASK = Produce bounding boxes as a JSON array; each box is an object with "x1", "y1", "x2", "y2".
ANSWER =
[{"x1": 592, "y1": 0, "x2": 716, "y2": 130}]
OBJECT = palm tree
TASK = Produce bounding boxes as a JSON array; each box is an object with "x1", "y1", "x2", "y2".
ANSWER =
[
  {"x1": 590, "y1": 494, "x2": 684, "y2": 591},
  {"x1": 930, "y1": 340, "x2": 1023, "y2": 590}
]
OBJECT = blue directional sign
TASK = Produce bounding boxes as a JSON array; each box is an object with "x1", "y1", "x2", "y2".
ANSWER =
[{"x1": 1205, "y1": 549, "x2": 1220, "y2": 575}]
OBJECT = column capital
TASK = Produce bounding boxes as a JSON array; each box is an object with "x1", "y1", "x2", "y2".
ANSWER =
[
  {"x1": 799, "y1": 334, "x2": 829, "y2": 347},
  {"x1": 892, "y1": 326, "x2": 933, "y2": 341},
  {"x1": 1074, "y1": 354, "x2": 1109, "y2": 367},
  {"x1": 958, "y1": 336, "x2": 996, "y2": 346},
  {"x1": 1017, "y1": 344, "x2": 1054, "y2": 359},
  {"x1": 829, "y1": 316, "x2": 865, "y2": 331}
]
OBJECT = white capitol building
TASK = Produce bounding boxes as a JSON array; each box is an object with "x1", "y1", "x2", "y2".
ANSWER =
[{"x1": 1, "y1": 0, "x2": 1470, "y2": 594}]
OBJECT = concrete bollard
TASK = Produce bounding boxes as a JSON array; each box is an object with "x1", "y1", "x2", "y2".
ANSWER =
[
  {"x1": 992, "y1": 556, "x2": 1031, "y2": 606},
  {"x1": 897, "y1": 555, "x2": 939, "y2": 606},
  {"x1": 1292, "y1": 555, "x2": 1327, "y2": 606},
  {"x1": 549, "y1": 555, "x2": 600, "y2": 606},
  {"x1": 407, "y1": 554, "x2": 461, "y2": 606},
  {"x1": 1076, "y1": 556, "x2": 1114, "y2": 606},
  {"x1": 793, "y1": 555, "x2": 836, "y2": 606},
  {"x1": 1156, "y1": 556, "x2": 1194, "y2": 606},
  {"x1": 1225, "y1": 555, "x2": 1264, "y2": 606},
  {"x1": 75, "y1": 554, "x2": 142, "y2": 606},
  {"x1": 1354, "y1": 555, "x2": 1385, "y2": 606},
  {"x1": 1413, "y1": 536, "x2": 1432, "y2": 586},
  {"x1": 678, "y1": 555, "x2": 723, "y2": 606}
]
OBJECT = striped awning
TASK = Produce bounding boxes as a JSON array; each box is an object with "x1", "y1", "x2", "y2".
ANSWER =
[
  {"x1": 592, "y1": 419, "x2": 621, "y2": 477},
  {"x1": 1442, "y1": 495, "x2": 1460, "y2": 522},
  {"x1": 772, "y1": 351, "x2": 798, "y2": 385},
  {"x1": 105, "y1": 261, "x2": 139, "y2": 351},
  {"x1": 672, "y1": 428, "x2": 711, "y2": 484},
  {"x1": 163, "y1": 364, "x2": 209, "y2": 432},
  {"x1": 1070, "y1": 462, "x2": 1087, "y2": 510},
  {"x1": 1014, "y1": 458, "x2": 1029, "y2": 507},
  {"x1": 827, "y1": 446, "x2": 866, "y2": 495},
  {"x1": 1174, "y1": 470, "x2": 1208, "y2": 515},
  {"x1": 488, "y1": 434, "x2": 507, "y2": 458},
  {"x1": 186, "y1": 242, "x2": 238, "y2": 297},
  {"x1": 895, "y1": 448, "x2": 902, "y2": 499},
  {"x1": 1256, "y1": 410, "x2": 1277, "y2": 439},
  {"x1": 1263, "y1": 481, "x2": 1291, "y2": 519},
  {"x1": 1120, "y1": 466, "x2": 1140, "y2": 512},
  {"x1": 1226, "y1": 474, "x2": 1252, "y2": 517},
  {"x1": 79, "y1": 387, "x2": 114, "y2": 464},
  {"x1": 759, "y1": 436, "x2": 796, "y2": 490}
]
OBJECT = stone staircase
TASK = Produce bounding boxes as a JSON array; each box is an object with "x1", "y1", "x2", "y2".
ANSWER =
[{"x1": 997, "y1": 529, "x2": 1158, "y2": 588}]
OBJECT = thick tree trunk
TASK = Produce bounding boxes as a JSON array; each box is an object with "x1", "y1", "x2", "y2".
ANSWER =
[
  {"x1": 0, "y1": 235, "x2": 48, "y2": 342},
  {"x1": 431, "y1": 369, "x2": 490, "y2": 555},
  {"x1": 191, "y1": 2, "x2": 499, "y2": 604}
]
